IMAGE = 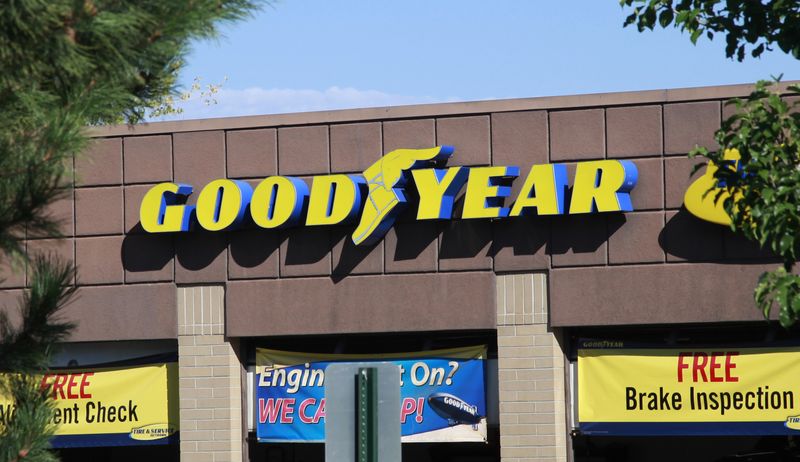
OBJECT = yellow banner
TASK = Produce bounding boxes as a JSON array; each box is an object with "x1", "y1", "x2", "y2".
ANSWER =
[
  {"x1": 1, "y1": 361, "x2": 179, "y2": 447},
  {"x1": 578, "y1": 346, "x2": 800, "y2": 435}
]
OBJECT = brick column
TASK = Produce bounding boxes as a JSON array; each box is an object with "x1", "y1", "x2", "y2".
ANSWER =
[
  {"x1": 177, "y1": 286, "x2": 245, "y2": 462},
  {"x1": 496, "y1": 273, "x2": 568, "y2": 462}
]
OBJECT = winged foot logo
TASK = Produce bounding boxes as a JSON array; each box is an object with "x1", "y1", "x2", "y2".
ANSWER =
[
  {"x1": 683, "y1": 149, "x2": 741, "y2": 226},
  {"x1": 352, "y1": 146, "x2": 453, "y2": 245},
  {"x1": 139, "y1": 146, "x2": 639, "y2": 246}
]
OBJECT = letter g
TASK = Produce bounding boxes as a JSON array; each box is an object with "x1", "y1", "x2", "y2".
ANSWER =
[{"x1": 140, "y1": 183, "x2": 194, "y2": 232}]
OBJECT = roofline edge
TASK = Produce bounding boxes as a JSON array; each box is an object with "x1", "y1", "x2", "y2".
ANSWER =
[{"x1": 88, "y1": 81, "x2": 799, "y2": 138}]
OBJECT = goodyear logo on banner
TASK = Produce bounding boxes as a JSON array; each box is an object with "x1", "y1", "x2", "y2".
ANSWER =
[
  {"x1": 577, "y1": 342, "x2": 800, "y2": 436},
  {"x1": 0, "y1": 359, "x2": 179, "y2": 448},
  {"x1": 255, "y1": 346, "x2": 487, "y2": 443}
]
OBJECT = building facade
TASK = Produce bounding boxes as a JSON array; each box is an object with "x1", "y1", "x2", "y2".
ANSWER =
[{"x1": 3, "y1": 83, "x2": 798, "y2": 462}]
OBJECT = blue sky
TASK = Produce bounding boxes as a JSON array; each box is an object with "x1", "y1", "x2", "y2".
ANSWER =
[{"x1": 165, "y1": 0, "x2": 800, "y2": 120}]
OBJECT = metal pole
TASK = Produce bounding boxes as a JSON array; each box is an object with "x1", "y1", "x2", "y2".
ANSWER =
[{"x1": 356, "y1": 367, "x2": 378, "y2": 462}]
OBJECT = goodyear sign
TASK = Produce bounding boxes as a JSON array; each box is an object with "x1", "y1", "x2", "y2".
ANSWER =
[
  {"x1": 578, "y1": 341, "x2": 800, "y2": 436},
  {"x1": 0, "y1": 360, "x2": 178, "y2": 447},
  {"x1": 255, "y1": 346, "x2": 487, "y2": 442},
  {"x1": 139, "y1": 146, "x2": 638, "y2": 245}
]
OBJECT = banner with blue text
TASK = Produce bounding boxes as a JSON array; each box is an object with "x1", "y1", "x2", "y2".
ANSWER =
[{"x1": 255, "y1": 346, "x2": 487, "y2": 442}]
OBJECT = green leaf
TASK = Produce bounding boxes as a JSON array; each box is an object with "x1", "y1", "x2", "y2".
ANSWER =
[
  {"x1": 779, "y1": 235, "x2": 794, "y2": 255},
  {"x1": 659, "y1": 8, "x2": 674, "y2": 27},
  {"x1": 776, "y1": 283, "x2": 790, "y2": 312},
  {"x1": 791, "y1": 293, "x2": 800, "y2": 315},
  {"x1": 779, "y1": 305, "x2": 792, "y2": 327}
]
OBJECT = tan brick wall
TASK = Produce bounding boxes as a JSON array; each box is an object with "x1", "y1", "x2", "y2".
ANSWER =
[
  {"x1": 177, "y1": 286, "x2": 244, "y2": 462},
  {"x1": 497, "y1": 273, "x2": 568, "y2": 462}
]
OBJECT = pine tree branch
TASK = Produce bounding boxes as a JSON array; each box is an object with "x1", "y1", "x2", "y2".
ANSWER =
[
  {"x1": 0, "y1": 2, "x2": 266, "y2": 460},
  {"x1": 0, "y1": 257, "x2": 75, "y2": 462},
  {"x1": 0, "y1": 256, "x2": 76, "y2": 374}
]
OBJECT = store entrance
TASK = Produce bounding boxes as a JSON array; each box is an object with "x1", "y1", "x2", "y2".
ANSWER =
[
  {"x1": 245, "y1": 330, "x2": 500, "y2": 462},
  {"x1": 56, "y1": 444, "x2": 179, "y2": 462},
  {"x1": 247, "y1": 439, "x2": 500, "y2": 462},
  {"x1": 573, "y1": 435, "x2": 799, "y2": 461}
]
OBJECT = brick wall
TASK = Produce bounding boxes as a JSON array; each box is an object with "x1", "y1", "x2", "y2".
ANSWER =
[
  {"x1": 5, "y1": 83, "x2": 788, "y2": 339},
  {"x1": 497, "y1": 273, "x2": 568, "y2": 462},
  {"x1": 177, "y1": 286, "x2": 245, "y2": 462}
]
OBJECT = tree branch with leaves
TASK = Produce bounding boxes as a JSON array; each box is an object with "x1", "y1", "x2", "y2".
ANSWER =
[
  {"x1": 620, "y1": 0, "x2": 800, "y2": 327},
  {"x1": 621, "y1": 0, "x2": 800, "y2": 61},
  {"x1": 693, "y1": 80, "x2": 800, "y2": 327}
]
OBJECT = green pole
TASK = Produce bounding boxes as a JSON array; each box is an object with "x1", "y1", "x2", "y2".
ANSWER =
[{"x1": 357, "y1": 367, "x2": 378, "y2": 462}]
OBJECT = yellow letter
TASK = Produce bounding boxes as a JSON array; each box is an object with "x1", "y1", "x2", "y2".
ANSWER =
[
  {"x1": 411, "y1": 167, "x2": 468, "y2": 220},
  {"x1": 306, "y1": 175, "x2": 365, "y2": 226},
  {"x1": 195, "y1": 179, "x2": 253, "y2": 231},
  {"x1": 461, "y1": 166, "x2": 519, "y2": 219},
  {"x1": 250, "y1": 177, "x2": 309, "y2": 229},
  {"x1": 139, "y1": 183, "x2": 194, "y2": 233},
  {"x1": 569, "y1": 160, "x2": 638, "y2": 214},
  {"x1": 509, "y1": 164, "x2": 567, "y2": 216}
]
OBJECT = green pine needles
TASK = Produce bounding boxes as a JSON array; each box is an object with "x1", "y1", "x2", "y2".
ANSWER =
[
  {"x1": 0, "y1": 259, "x2": 76, "y2": 462},
  {"x1": 0, "y1": 1, "x2": 263, "y2": 460}
]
